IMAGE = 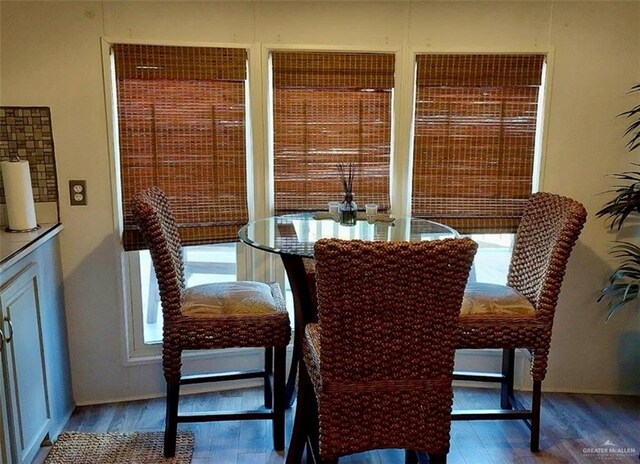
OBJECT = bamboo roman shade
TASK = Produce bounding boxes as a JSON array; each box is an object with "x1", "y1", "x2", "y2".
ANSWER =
[
  {"x1": 412, "y1": 54, "x2": 545, "y2": 233},
  {"x1": 272, "y1": 51, "x2": 394, "y2": 214},
  {"x1": 114, "y1": 44, "x2": 248, "y2": 251}
]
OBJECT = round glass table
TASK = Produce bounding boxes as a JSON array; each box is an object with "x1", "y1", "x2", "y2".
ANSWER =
[
  {"x1": 238, "y1": 212, "x2": 457, "y2": 258},
  {"x1": 238, "y1": 213, "x2": 457, "y2": 406}
]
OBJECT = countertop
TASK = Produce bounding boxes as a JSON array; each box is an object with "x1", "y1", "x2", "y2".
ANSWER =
[{"x1": 0, "y1": 223, "x2": 63, "y2": 272}]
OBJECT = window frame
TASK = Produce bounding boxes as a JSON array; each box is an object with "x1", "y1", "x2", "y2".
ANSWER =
[
  {"x1": 409, "y1": 53, "x2": 546, "y2": 232},
  {"x1": 102, "y1": 37, "x2": 554, "y2": 378},
  {"x1": 269, "y1": 50, "x2": 396, "y2": 214},
  {"x1": 404, "y1": 48, "x2": 554, "y2": 217},
  {"x1": 261, "y1": 43, "x2": 405, "y2": 302},
  {"x1": 101, "y1": 38, "x2": 262, "y2": 362}
]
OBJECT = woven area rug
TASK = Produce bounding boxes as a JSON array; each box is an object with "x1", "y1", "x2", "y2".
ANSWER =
[{"x1": 44, "y1": 431, "x2": 193, "y2": 463}]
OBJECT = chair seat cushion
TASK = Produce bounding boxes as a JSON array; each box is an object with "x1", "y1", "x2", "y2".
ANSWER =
[
  {"x1": 181, "y1": 281, "x2": 279, "y2": 317},
  {"x1": 461, "y1": 282, "x2": 536, "y2": 317}
]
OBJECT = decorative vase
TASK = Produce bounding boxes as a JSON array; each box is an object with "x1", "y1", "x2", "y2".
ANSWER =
[{"x1": 339, "y1": 192, "x2": 357, "y2": 226}]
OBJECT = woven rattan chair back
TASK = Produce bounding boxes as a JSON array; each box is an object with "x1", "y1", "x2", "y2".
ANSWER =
[
  {"x1": 507, "y1": 192, "x2": 588, "y2": 322},
  {"x1": 311, "y1": 237, "x2": 477, "y2": 458},
  {"x1": 131, "y1": 187, "x2": 186, "y2": 322}
]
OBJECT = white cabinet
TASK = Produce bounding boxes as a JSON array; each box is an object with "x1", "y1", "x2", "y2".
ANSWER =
[
  {"x1": 0, "y1": 226, "x2": 73, "y2": 464},
  {"x1": 0, "y1": 263, "x2": 50, "y2": 464}
]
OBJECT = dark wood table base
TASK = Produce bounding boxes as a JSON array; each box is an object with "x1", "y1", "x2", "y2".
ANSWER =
[{"x1": 281, "y1": 253, "x2": 317, "y2": 407}]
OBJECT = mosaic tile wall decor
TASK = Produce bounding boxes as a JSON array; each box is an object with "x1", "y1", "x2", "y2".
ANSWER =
[{"x1": 0, "y1": 106, "x2": 59, "y2": 203}]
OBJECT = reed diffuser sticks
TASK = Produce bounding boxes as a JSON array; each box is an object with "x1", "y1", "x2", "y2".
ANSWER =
[{"x1": 338, "y1": 163, "x2": 355, "y2": 195}]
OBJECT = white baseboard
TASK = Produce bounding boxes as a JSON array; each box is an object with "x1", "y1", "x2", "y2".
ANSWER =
[
  {"x1": 48, "y1": 407, "x2": 75, "y2": 439},
  {"x1": 76, "y1": 347, "x2": 637, "y2": 406},
  {"x1": 74, "y1": 378, "x2": 264, "y2": 407}
]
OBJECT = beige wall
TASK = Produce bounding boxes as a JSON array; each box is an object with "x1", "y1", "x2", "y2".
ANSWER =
[{"x1": 1, "y1": 1, "x2": 638, "y2": 404}]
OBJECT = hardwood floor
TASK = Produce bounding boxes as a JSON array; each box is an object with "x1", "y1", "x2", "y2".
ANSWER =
[{"x1": 43, "y1": 387, "x2": 638, "y2": 464}]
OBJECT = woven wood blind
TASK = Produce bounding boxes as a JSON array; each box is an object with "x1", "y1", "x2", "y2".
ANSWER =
[
  {"x1": 114, "y1": 44, "x2": 248, "y2": 251},
  {"x1": 272, "y1": 51, "x2": 394, "y2": 214},
  {"x1": 412, "y1": 54, "x2": 545, "y2": 233}
]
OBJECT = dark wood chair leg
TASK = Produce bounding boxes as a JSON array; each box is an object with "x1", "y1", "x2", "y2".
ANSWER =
[
  {"x1": 264, "y1": 347, "x2": 274, "y2": 409},
  {"x1": 273, "y1": 346, "x2": 286, "y2": 451},
  {"x1": 500, "y1": 348, "x2": 515, "y2": 409},
  {"x1": 428, "y1": 453, "x2": 447, "y2": 464},
  {"x1": 406, "y1": 450, "x2": 429, "y2": 464},
  {"x1": 287, "y1": 361, "x2": 310, "y2": 464},
  {"x1": 164, "y1": 382, "x2": 180, "y2": 457},
  {"x1": 405, "y1": 450, "x2": 418, "y2": 464},
  {"x1": 289, "y1": 360, "x2": 320, "y2": 464},
  {"x1": 306, "y1": 386, "x2": 320, "y2": 464},
  {"x1": 530, "y1": 380, "x2": 542, "y2": 452}
]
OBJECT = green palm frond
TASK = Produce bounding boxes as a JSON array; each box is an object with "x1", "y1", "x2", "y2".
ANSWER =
[
  {"x1": 596, "y1": 166, "x2": 640, "y2": 230},
  {"x1": 619, "y1": 85, "x2": 640, "y2": 151},
  {"x1": 599, "y1": 282, "x2": 639, "y2": 321},
  {"x1": 599, "y1": 241, "x2": 640, "y2": 320},
  {"x1": 609, "y1": 240, "x2": 640, "y2": 258}
]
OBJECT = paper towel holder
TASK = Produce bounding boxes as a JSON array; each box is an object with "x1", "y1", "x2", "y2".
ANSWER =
[
  {"x1": 3, "y1": 154, "x2": 41, "y2": 233},
  {"x1": 6, "y1": 224, "x2": 41, "y2": 233},
  {"x1": 6, "y1": 226, "x2": 41, "y2": 233}
]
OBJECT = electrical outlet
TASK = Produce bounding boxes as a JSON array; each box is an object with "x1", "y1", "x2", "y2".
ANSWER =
[{"x1": 69, "y1": 180, "x2": 87, "y2": 206}]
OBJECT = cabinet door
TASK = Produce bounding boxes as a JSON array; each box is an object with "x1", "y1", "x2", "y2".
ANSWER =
[
  {"x1": 1, "y1": 263, "x2": 50, "y2": 464},
  {"x1": 0, "y1": 352, "x2": 12, "y2": 464}
]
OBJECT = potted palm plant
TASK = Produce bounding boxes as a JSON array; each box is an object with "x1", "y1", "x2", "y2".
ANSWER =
[{"x1": 597, "y1": 84, "x2": 640, "y2": 320}]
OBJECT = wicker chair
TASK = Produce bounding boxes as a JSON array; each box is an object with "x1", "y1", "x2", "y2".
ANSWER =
[
  {"x1": 288, "y1": 237, "x2": 477, "y2": 464},
  {"x1": 130, "y1": 187, "x2": 291, "y2": 458},
  {"x1": 453, "y1": 192, "x2": 587, "y2": 452}
]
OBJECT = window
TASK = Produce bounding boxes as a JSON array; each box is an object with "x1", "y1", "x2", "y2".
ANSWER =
[
  {"x1": 411, "y1": 54, "x2": 545, "y2": 285},
  {"x1": 271, "y1": 51, "x2": 395, "y2": 213},
  {"x1": 112, "y1": 44, "x2": 249, "y2": 345},
  {"x1": 411, "y1": 54, "x2": 545, "y2": 234},
  {"x1": 269, "y1": 50, "x2": 396, "y2": 309},
  {"x1": 114, "y1": 44, "x2": 249, "y2": 249},
  {"x1": 109, "y1": 45, "x2": 547, "y2": 351}
]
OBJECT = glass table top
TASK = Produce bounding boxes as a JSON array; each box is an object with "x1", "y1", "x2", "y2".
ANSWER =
[{"x1": 238, "y1": 213, "x2": 458, "y2": 258}]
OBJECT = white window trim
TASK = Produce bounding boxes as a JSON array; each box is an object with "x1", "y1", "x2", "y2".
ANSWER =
[{"x1": 100, "y1": 37, "x2": 264, "y2": 364}]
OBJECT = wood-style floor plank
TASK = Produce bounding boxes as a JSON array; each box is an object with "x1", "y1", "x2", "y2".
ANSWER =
[{"x1": 48, "y1": 386, "x2": 638, "y2": 463}]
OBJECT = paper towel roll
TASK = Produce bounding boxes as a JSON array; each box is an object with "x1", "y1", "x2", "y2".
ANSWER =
[{"x1": 1, "y1": 160, "x2": 38, "y2": 231}]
